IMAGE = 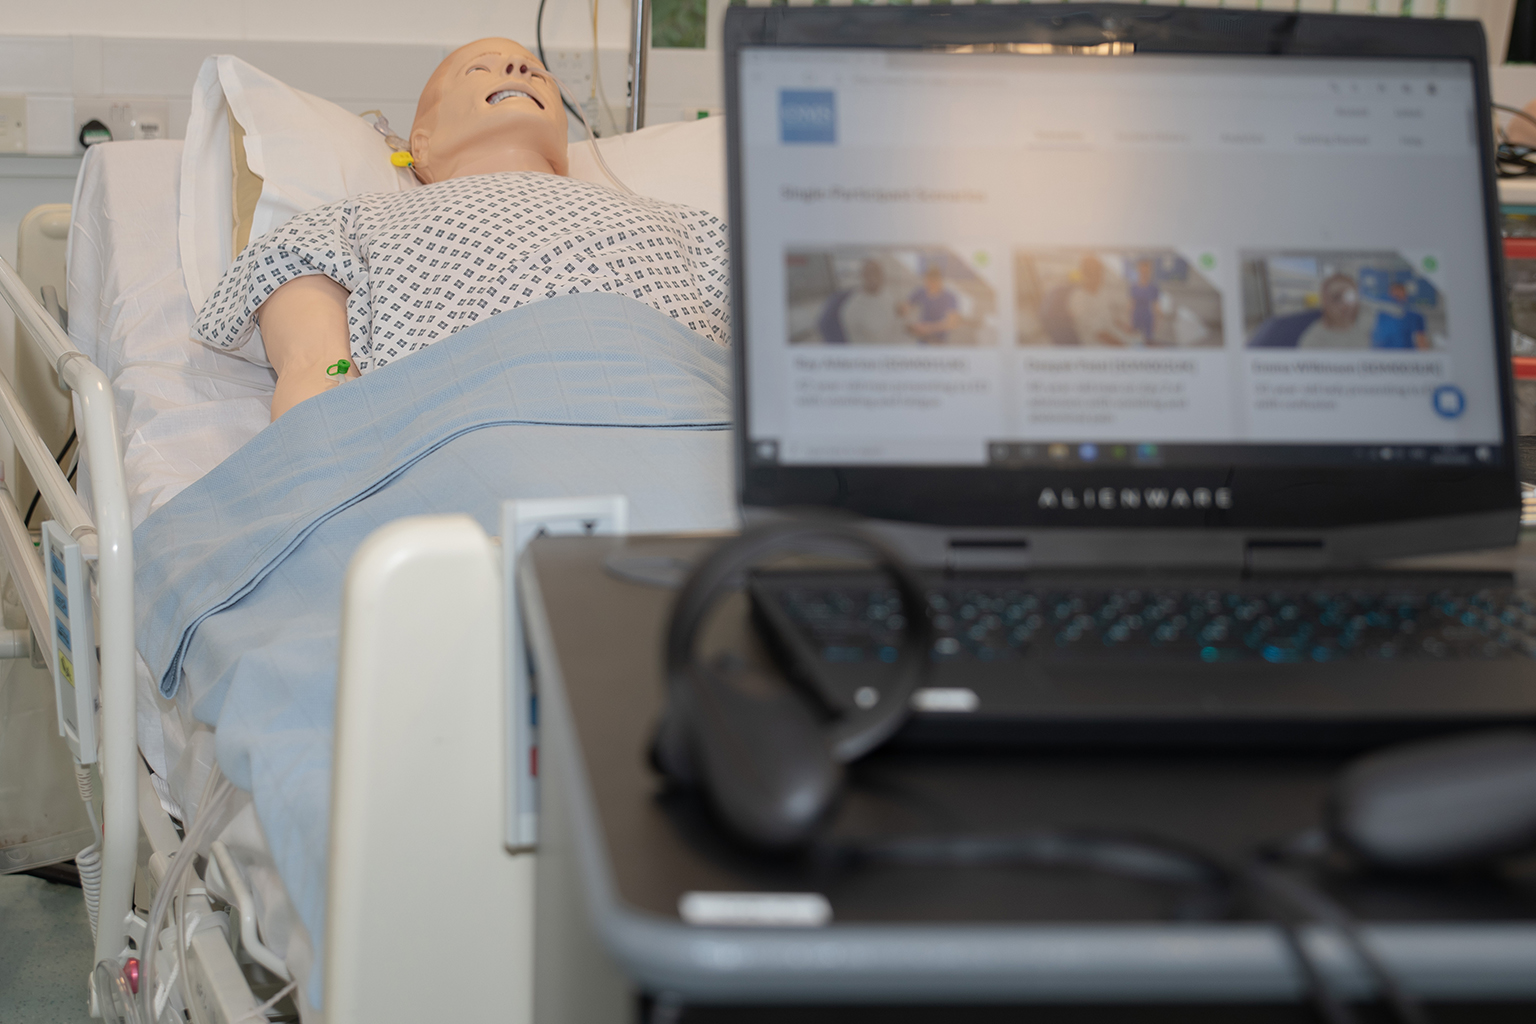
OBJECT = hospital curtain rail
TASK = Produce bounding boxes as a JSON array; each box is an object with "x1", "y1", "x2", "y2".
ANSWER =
[{"x1": 0, "y1": 254, "x2": 138, "y2": 999}]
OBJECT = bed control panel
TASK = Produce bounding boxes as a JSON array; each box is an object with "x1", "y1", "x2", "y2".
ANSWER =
[{"x1": 43, "y1": 521, "x2": 99, "y2": 764}]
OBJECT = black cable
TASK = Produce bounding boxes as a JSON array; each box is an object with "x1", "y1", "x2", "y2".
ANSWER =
[
  {"x1": 23, "y1": 429, "x2": 77, "y2": 529},
  {"x1": 1493, "y1": 104, "x2": 1536, "y2": 178},
  {"x1": 824, "y1": 828, "x2": 1235, "y2": 921},
  {"x1": 821, "y1": 827, "x2": 1428, "y2": 1024},
  {"x1": 1258, "y1": 888, "x2": 1362, "y2": 1024},
  {"x1": 536, "y1": 0, "x2": 599, "y2": 135},
  {"x1": 1495, "y1": 102, "x2": 1536, "y2": 136},
  {"x1": 1246, "y1": 853, "x2": 1432, "y2": 1024},
  {"x1": 1255, "y1": 865, "x2": 1430, "y2": 1024}
]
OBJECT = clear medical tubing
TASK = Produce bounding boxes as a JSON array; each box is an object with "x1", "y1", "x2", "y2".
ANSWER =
[
  {"x1": 0, "y1": 254, "x2": 136, "y2": 982},
  {"x1": 139, "y1": 767, "x2": 242, "y2": 1024},
  {"x1": 555, "y1": 74, "x2": 634, "y2": 195}
]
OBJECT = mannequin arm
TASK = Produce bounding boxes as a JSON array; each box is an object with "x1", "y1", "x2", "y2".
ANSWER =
[{"x1": 256, "y1": 275, "x2": 359, "y2": 420}]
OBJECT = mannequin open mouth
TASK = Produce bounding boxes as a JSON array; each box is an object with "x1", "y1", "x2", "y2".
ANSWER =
[{"x1": 488, "y1": 88, "x2": 544, "y2": 110}]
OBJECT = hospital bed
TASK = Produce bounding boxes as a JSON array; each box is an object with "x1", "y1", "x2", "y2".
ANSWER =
[{"x1": 0, "y1": 102, "x2": 730, "y2": 1021}]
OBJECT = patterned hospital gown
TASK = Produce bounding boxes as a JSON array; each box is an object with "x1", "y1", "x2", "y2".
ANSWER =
[{"x1": 193, "y1": 171, "x2": 731, "y2": 372}]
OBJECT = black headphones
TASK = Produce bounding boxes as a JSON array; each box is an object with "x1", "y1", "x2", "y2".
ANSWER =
[{"x1": 650, "y1": 519, "x2": 934, "y2": 849}]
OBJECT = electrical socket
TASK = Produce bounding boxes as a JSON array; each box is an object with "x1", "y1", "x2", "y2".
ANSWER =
[
  {"x1": 542, "y1": 48, "x2": 632, "y2": 138},
  {"x1": 0, "y1": 95, "x2": 26, "y2": 154},
  {"x1": 73, "y1": 97, "x2": 171, "y2": 147}
]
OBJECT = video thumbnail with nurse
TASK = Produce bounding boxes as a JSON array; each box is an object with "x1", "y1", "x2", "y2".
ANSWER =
[
  {"x1": 1241, "y1": 250, "x2": 1444, "y2": 351},
  {"x1": 785, "y1": 246, "x2": 1000, "y2": 347},
  {"x1": 1013, "y1": 248, "x2": 1225, "y2": 349}
]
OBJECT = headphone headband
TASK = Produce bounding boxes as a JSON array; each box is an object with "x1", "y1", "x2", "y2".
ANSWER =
[{"x1": 664, "y1": 518, "x2": 934, "y2": 763}]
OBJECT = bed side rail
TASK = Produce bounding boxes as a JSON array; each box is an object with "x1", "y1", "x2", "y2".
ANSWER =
[{"x1": 0, "y1": 253, "x2": 138, "y2": 988}]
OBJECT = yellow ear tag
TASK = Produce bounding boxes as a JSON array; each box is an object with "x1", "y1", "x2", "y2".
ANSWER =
[{"x1": 390, "y1": 150, "x2": 414, "y2": 168}]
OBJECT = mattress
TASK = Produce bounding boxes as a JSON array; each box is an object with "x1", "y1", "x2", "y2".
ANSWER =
[{"x1": 65, "y1": 139, "x2": 317, "y2": 1014}]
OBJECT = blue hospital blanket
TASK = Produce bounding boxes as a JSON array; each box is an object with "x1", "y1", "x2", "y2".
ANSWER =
[{"x1": 134, "y1": 293, "x2": 736, "y2": 1005}]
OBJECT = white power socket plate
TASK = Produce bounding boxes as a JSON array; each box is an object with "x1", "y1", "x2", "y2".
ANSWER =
[
  {"x1": 74, "y1": 96, "x2": 171, "y2": 145},
  {"x1": 543, "y1": 48, "x2": 632, "y2": 139},
  {"x1": 0, "y1": 95, "x2": 26, "y2": 154},
  {"x1": 500, "y1": 494, "x2": 629, "y2": 852}
]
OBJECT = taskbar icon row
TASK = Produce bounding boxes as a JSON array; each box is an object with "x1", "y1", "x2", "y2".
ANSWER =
[
  {"x1": 986, "y1": 441, "x2": 1500, "y2": 468},
  {"x1": 745, "y1": 438, "x2": 1502, "y2": 469}
]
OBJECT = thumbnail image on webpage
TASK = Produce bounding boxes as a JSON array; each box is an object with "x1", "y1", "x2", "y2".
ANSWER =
[
  {"x1": 786, "y1": 246, "x2": 1000, "y2": 347},
  {"x1": 1015, "y1": 248, "x2": 1224, "y2": 349},
  {"x1": 1241, "y1": 250, "x2": 1444, "y2": 351}
]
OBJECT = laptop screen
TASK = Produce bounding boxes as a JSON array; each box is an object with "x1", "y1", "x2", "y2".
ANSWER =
[{"x1": 736, "y1": 48, "x2": 1501, "y2": 473}]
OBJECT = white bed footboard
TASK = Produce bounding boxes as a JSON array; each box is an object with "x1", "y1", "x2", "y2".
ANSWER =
[
  {"x1": 0, "y1": 255, "x2": 138, "y2": 994},
  {"x1": 330, "y1": 515, "x2": 534, "y2": 1022}
]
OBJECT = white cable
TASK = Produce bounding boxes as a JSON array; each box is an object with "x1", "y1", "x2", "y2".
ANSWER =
[
  {"x1": 177, "y1": 867, "x2": 210, "y2": 1024},
  {"x1": 209, "y1": 841, "x2": 292, "y2": 982},
  {"x1": 591, "y1": 0, "x2": 621, "y2": 136},
  {"x1": 233, "y1": 979, "x2": 296, "y2": 1024},
  {"x1": 74, "y1": 763, "x2": 102, "y2": 939},
  {"x1": 152, "y1": 955, "x2": 179, "y2": 1021},
  {"x1": 140, "y1": 767, "x2": 243, "y2": 1024}
]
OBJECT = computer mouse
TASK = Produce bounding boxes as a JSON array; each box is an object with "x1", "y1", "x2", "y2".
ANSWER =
[{"x1": 1330, "y1": 729, "x2": 1536, "y2": 871}]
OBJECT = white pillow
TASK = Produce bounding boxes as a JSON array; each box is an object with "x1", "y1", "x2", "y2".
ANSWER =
[
  {"x1": 179, "y1": 54, "x2": 729, "y2": 313},
  {"x1": 179, "y1": 56, "x2": 416, "y2": 312},
  {"x1": 568, "y1": 116, "x2": 727, "y2": 223}
]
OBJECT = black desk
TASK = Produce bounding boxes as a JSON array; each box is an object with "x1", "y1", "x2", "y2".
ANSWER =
[{"x1": 521, "y1": 534, "x2": 1536, "y2": 1024}]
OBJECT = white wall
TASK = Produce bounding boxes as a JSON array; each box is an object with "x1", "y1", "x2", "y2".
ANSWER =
[{"x1": 0, "y1": 0, "x2": 639, "y2": 52}]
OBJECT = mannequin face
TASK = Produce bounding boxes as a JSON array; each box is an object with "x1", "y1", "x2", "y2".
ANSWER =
[{"x1": 410, "y1": 38, "x2": 569, "y2": 183}]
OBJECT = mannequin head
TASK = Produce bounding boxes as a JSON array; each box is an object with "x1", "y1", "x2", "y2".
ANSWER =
[{"x1": 410, "y1": 38, "x2": 569, "y2": 183}]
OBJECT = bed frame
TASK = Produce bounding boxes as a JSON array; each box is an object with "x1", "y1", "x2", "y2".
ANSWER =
[
  {"x1": 0, "y1": 2, "x2": 669, "y2": 1008},
  {"x1": 0, "y1": 234, "x2": 625, "y2": 1020}
]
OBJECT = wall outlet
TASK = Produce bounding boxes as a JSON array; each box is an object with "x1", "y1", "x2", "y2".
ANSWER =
[
  {"x1": 0, "y1": 95, "x2": 26, "y2": 154},
  {"x1": 73, "y1": 97, "x2": 170, "y2": 147}
]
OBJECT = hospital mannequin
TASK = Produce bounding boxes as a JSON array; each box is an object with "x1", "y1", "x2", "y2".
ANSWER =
[{"x1": 258, "y1": 39, "x2": 567, "y2": 419}]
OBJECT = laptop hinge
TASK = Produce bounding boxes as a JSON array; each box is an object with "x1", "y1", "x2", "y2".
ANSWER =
[{"x1": 1244, "y1": 539, "x2": 1328, "y2": 574}]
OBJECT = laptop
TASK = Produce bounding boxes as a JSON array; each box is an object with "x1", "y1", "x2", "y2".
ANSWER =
[{"x1": 723, "y1": 4, "x2": 1535, "y2": 746}]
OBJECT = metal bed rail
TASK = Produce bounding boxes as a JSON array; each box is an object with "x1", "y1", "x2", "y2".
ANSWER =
[{"x1": 0, "y1": 253, "x2": 137, "y2": 987}]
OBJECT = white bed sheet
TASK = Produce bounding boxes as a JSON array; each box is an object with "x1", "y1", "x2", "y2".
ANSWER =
[
  {"x1": 65, "y1": 138, "x2": 314, "y2": 1012},
  {"x1": 68, "y1": 139, "x2": 274, "y2": 529}
]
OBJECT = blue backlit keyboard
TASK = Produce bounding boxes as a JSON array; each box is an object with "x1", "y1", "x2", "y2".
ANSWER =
[{"x1": 761, "y1": 579, "x2": 1536, "y2": 666}]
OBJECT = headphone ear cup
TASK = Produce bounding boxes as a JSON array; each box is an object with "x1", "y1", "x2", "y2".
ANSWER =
[
  {"x1": 687, "y1": 658, "x2": 843, "y2": 850},
  {"x1": 649, "y1": 695, "x2": 700, "y2": 786}
]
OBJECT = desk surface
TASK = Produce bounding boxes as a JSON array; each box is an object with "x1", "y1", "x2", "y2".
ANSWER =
[{"x1": 522, "y1": 534, "x2": 1536, "y2": 1004}]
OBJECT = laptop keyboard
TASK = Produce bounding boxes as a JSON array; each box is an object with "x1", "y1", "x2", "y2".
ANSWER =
[{"x1": 760, "y1": 580, "x2": 1536, "y2": 665}]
